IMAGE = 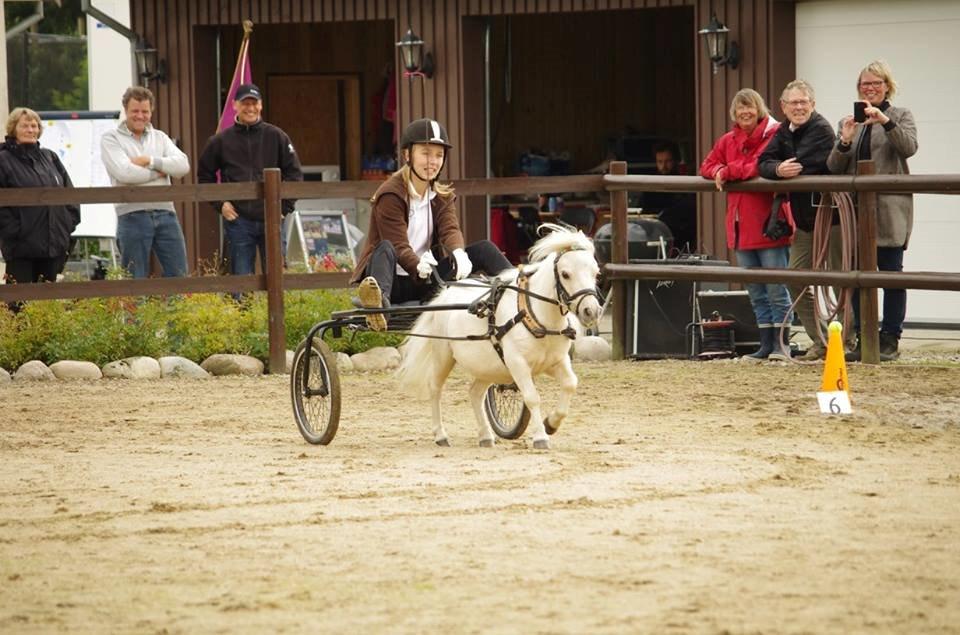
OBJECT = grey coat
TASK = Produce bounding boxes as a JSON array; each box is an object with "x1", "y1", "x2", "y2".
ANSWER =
[{"x1": 827, "y1": 104, "x2": 918, "y2": 248}]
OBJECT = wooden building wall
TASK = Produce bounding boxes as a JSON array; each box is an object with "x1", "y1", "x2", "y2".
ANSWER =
[{"x1": 129, "y1": 0, "x2": 794, "y2": 267}]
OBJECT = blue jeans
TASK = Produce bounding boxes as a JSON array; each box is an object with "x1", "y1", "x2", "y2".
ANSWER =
[
  {"x1": 223, "y1": 216, "x2": 287, "y2": 275},
  {"x1": 116, "y1": 210, "x2": 188, "y2": 278},
  {"x1": 735, "y1": 246, "x2": 792, "y2": 327},
  {"x1": 852, "y1": 246, "x2": 906, "y2": 337}
]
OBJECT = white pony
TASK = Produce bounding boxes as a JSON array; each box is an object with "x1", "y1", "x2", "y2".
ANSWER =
[{"x1": 396, "y1": 224, "x2": 601, "y2": 449}]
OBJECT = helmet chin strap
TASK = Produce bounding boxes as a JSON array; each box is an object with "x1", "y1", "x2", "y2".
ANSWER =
[{"x1": 406, "y1": 148, "x2": 447, "y2": 185}]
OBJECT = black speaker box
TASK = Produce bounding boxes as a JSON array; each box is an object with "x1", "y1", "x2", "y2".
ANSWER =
[{"x1": 623, "y1": 258, "x2": 730, "y2": 359}]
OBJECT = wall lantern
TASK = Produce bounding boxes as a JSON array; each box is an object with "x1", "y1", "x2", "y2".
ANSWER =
[
  {"x1": 395, "y1": 27, "x2": 434, "y2": 79},
  {"x1": 134, "y1": 38, "x2": 167, "y2": 84},
  {"x1": 698, "y1": 13, "x2": 739, "y2": 74}
]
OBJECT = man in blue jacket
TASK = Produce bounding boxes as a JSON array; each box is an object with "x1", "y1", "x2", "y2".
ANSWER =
[{"x1": 197, "y1": 83, "x2": 302, "y2": 275}]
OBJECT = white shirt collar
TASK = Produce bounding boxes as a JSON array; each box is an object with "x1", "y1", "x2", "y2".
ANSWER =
[{"x1": 408, "y1": 181, "x2": 436, "y2": 203}]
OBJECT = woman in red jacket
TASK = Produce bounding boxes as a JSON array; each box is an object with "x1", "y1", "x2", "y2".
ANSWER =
[{"x1": 700, "y1": 88, "x2": 795, "y2": 360}]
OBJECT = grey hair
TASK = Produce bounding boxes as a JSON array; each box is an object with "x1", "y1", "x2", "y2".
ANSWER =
[{"x1": 781, "y1": 79, "x2": 815, "y2": 103}]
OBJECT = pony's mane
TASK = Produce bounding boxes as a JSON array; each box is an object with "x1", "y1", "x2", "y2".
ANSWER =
[{"x1": 527, "y1": 223, "x2": 595, "y2": 263}]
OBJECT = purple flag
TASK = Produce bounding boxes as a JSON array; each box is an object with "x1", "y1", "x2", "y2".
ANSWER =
[{"x1": 218, "y1": 36, "x2": 252, "y2": 133}]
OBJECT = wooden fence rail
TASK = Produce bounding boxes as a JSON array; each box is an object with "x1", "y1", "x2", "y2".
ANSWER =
[{"x1": 2, "y1": 166, "x2": 959, "y2": 369}]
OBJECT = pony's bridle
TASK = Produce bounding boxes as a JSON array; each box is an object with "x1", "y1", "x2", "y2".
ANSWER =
[
  {"x1": 552, "y1": 249, "x2": 604, "y2": 317},
  {"x1": 513, "y1": 248, "x2": 601, "y2": 340}
]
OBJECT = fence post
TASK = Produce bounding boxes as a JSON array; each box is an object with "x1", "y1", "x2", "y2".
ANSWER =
[
  {"x1": 610, "y1": 161, "x2": 628, "y2": 360},
  {"x1": 856, "y1": 160, "x2": 879, "y2": 364},
  {"x1": 263, "y1": 168, "x2": 287, "y2": 374}
]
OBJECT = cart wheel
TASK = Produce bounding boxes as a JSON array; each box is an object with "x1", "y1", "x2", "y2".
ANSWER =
[
  {"x1": 484, "y1": 384, "x2": 530, "y2": 440},
  {"x1": 291, "y1": 338, "x2": 341, "y2": 445}
]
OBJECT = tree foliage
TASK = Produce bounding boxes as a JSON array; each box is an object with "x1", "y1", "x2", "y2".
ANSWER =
[{"x1": 5, "y1": 1, "x2": 88, "y2": 111}]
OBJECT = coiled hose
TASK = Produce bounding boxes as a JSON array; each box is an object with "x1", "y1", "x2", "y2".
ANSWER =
[{"x1": 776, "y1": 191, "x2": 858, "y2": 361}]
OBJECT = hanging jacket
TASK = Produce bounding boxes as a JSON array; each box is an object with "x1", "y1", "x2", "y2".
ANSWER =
[
  {"x1": 700, "y1": 115, "x2": 794, "y2": 250},
  {"x1": 0, "y1": 137, "x2": 80, "y2": 260}
]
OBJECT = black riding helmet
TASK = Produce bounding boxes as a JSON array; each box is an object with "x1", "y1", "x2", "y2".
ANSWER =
[{"x1": 399, "y1": 118, "x2": 452, "y2": 183}]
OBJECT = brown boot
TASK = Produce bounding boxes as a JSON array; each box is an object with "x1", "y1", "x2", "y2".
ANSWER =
[
  {"x1": 797, "y1": 343, "x2": 826, "y2": 361},
  {"x1": 357, "y1": 277, "x2": 388, "y2": 331}
]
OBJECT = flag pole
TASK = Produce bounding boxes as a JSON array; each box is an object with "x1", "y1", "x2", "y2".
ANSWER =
[{"x1": 218, "y1": 20, "x2": 255, "y2": 133}]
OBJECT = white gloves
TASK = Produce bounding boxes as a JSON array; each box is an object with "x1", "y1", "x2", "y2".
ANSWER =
[
  {"x1": 452, "y1": 248, "x2": 473, "y2": 280},
  {"x1": 417, "y1": 250, "x2": 439, "y2": 279}
]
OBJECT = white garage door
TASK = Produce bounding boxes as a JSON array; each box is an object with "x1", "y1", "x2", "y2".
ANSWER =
[{"x1": 797, "y1": 0, "x2": 960, "y2": 325}]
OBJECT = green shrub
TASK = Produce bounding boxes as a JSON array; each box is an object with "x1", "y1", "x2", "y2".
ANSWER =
[
  {"x1": 0, "y1": 297, "x2": 171, "y2": 367},
  {"x1": 163, "y1": 293, "x2": 246, "y2": 362},
  {"x1": 0, "y1": 305, "x2": 26, "y2": 369},
  {"x1": 0, "y1": 288, "x2": 404, "y2": 370}
]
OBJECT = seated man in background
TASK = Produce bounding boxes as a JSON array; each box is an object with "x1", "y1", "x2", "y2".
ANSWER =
[{"x1": 639, "y1": 141, "x2": 697, "y2": 253}]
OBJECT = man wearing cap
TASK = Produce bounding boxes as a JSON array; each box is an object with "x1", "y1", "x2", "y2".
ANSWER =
[{"x1": 197, "y1": 82, "x2": 302, "y2": 276}]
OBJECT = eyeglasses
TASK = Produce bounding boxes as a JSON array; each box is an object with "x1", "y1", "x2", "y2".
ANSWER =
[
  {"x1": 859, "y1": 80, "x2": 885, "y2": 88},
  {"x1": 784, "y1": 99, "x2": 811, "y2": 107}
]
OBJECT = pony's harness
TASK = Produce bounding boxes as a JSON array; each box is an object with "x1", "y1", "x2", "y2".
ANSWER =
[{"x1": 469, "y1": 248, "x2": 602, "y2": 362}]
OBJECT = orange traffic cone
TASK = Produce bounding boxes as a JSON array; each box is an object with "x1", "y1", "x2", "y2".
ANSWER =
[{"x1": 820, "y1": 321, "x2": 850, "y2": 393}]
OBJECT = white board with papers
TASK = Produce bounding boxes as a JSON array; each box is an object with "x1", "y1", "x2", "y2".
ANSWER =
[{"x1": 38, "y1": 111, "x2": 120, "y2": 238}]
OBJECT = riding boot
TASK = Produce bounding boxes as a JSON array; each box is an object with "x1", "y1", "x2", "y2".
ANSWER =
[
  {"x1": 357, "y1": 277, "x2": 388, "y2": 331},
  {"x1": 768, "y1": 327, "x2": 792, "y2": 361},
  {"x1": 879, "y1": 331, "x2": 900, "y2": 362},
  {"x1": 745, "y1": 327, "x2": 774, "y2": 361},
  {"x1": 845, "y1": 336, "x2": 861, "y2": 362}
]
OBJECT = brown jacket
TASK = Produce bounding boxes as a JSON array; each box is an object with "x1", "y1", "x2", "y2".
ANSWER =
[{"x1": 351, "y1": 171, "x2": 465, "y2": 283}]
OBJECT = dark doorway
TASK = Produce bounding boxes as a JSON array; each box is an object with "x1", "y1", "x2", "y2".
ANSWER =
[
  {"x1": 484, "y1": 9, "x2": 696, "y2": 177},
  {"x1": 462, "y1": 8, "x2": 697, "y2": 256}
]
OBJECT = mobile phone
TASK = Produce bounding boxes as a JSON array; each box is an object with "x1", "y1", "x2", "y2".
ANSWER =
[{"x1": 853, "y1": 101, "x2": 867, "y2": 123}]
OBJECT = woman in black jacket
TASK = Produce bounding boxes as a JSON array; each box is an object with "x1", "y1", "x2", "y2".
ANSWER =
[{"x1": 0, "y1": 107, "x2": 80, "y2": 295}]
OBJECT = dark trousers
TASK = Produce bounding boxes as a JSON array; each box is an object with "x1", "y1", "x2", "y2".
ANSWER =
[
  {"x1": 852, "y1": 246, "x2": 906, "y2": 338},
  {"x1": 364, "y1": 239, "x2": 512, "y2": 305},
  {"x1": 5, "y1": 255, "x2": 67, "y2": 285},
  {"x1": 4, "y1": 255, "x2": 68, "y2": 312}
]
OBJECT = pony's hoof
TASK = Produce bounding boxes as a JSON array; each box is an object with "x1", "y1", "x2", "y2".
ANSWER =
[
  {"x1": 533, "y1": 438, "x2": 550, "y2": 450},
  {"x1": 479, "y1": 438, "x2": 494, "y2": 448},
  {"x1": 544, "y1": 416, "x2": 558, "y2": 436},
  {"x1": 435, "y1": 438, "x2": 450, "y2": 447}
]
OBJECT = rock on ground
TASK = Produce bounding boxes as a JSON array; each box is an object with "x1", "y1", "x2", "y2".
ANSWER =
[
  {"x1": 49, "y1": 361, "x2": 103, "y2": 380},
  {"x1": 159, "y1": 357, "x2": 209, "y2": 379},
  {"x1": 336, "y1": 352, "x2": 354, "y2": 373},
  {"x1": 350, "y1": 346, "x2": 401, "y2": 372},
  {"x1": 573, "y1": 336, "x2": 612, "y2": 361},
  {"x1": 13, "y1": 360, "x2": 56, "y2": 381},
  {"x1": 200, "y1": 354, "x2": 264, "y2": 377},
  {"x1": 102, "y1": 356, "x2": 162, "y2": 379}
]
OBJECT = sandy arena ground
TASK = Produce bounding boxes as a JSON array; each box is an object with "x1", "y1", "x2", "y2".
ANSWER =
[{"x1": 2, "y1": 355, "x2": 960, "y2": 634}]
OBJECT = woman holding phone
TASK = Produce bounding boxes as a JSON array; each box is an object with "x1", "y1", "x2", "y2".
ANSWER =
[{"x1": 827, "y1": 60, "x2": 918, "y2": 361}]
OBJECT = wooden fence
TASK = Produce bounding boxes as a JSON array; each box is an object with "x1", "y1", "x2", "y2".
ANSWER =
[{"x1": 2, "y1": 165, "x2": 959, "y2": 370}]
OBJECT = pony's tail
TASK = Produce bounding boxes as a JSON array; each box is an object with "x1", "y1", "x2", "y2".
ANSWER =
[{"x1": 395, "y1": 311, "x2": 445, "y2": 400}]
